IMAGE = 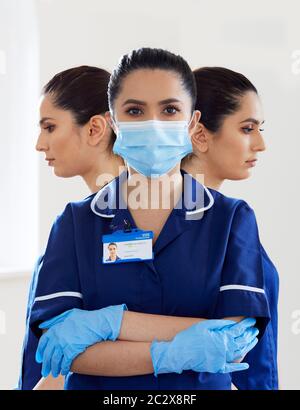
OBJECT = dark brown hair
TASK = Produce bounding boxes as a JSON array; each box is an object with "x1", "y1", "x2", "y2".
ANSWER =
[
  {"x1": 108, "y1": 48, "x2": 196, "y2": 113},
  {"x1": 193, "y1": 67, "x2": 258, "y2": 132},
  {"x1": 43, "y1": 65, "x2": 115, "y2": 144}
]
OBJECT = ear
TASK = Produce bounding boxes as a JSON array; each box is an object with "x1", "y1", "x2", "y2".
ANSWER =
[
  {"x1": 86, "y1": 115, "x2": 108, "y2": 146},
  {"x1": 191, "y1": 122, "x2": 209, "y2": 153}
]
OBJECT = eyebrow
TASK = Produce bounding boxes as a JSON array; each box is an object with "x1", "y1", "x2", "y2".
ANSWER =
[
  {"x1": 240, "y1": 118, "x2": 265, "y2": 125},
  {"x1": 122, "y1": 98, "x2": 183, "y2": 106},
  {"x1": 158, "y1": 98, "x2": 183, "y2": 105},
  {"x1": 39, "y1": 117, "x2": 55, "y2": 126}
]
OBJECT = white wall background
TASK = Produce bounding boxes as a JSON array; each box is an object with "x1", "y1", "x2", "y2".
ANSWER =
[
  {"x1": 0, "y1": 0, "x2": 299, "y2": 389},
  {"x1": 0, "y1": 0, "x2": 39, "y2": 270}
]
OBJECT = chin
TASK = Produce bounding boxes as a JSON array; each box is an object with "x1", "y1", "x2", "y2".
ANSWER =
[
  {"x1": 227, "y1": 170, "x2": 251, "y2": 181},
  {"x1": 53, "y1": 168, "x2": 73, "y2": 178},
  {"x1": 239, "y1": 170, "x2": 252, "y2": 180}
]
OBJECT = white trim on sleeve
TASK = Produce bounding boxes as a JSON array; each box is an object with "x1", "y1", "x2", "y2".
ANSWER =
[
  {"x1": 219, "y1": 284, "x2": 265, "y2": 294},
  {"x1": 34, "y1": 291, "x2": 83, "y2": 302}
]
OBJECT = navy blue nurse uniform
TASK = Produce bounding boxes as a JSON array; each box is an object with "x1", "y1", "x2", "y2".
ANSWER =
[
  {"x1": 29, "y1": 171, "x2": 271, "y2": 390},
  {"x1": 232, "y1": 245, "x2": 279, "y2": 389},
  {"x1": 19, "y1": 243, "x2": 279, "y2": 390},
  {"x1": 17, "y1": 255, "x2": 43, "y2": 390}
]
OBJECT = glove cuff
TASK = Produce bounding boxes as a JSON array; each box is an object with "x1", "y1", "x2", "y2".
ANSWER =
[
  {"x1": 107, "y1": 303, "x2": 128, "y2": 341},
  {"x1": 150, "y1": 339, "x2": 174, "y2": 377}
]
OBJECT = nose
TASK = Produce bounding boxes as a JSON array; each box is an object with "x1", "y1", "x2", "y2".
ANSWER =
[
  {"x1": 35, "y1": 132, "x2": 49, "y2": 152},
  {"x1": 251, "y1": 130, "x2": 266, "y2": 153}
]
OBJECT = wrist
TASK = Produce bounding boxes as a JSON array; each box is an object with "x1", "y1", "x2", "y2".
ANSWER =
[
  {"x1": 105, "y1": 304, "x2": 128, "y2": 341},
  {"x1": 150, "y1": 339, "x2": 174, "y2": 377}
]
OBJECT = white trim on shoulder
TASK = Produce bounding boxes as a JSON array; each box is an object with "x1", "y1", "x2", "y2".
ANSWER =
[
  {"x1": 220, "y1": 284, "x2": 265, "y2": 294},
  {"x1": 34, "y1": 291, "x2": 83, "y2": 302}
]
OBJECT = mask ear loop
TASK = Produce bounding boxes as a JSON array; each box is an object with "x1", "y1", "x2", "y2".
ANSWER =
[
  {"x1": 187, "y1": 111, "x2": 196, "y2": 128},
  {"x1": 109, "y1": 111, "x2": 119, "y2": 134}
]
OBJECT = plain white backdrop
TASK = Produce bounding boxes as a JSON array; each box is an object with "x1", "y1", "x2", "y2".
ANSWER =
[{"x1": 0, "y1": 0, "x2": 299, "y2": 389}]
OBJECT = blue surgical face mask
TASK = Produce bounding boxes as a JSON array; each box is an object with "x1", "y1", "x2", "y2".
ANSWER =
[{"x1": 112, "y1": 116, "x2": 194, "y2": 178}]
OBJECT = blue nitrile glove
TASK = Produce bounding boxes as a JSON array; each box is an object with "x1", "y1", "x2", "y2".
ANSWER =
[
  {"x1": 150, "y1": 317, "x2": 259, "y2": 376},
  {"x1": 36, "y1": 304, "x2": 127, "y2": 378}
]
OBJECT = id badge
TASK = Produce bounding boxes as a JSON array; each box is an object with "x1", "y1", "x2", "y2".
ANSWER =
[{"x1": 102, "y1": 228, "x2": 153, "y2": 264}]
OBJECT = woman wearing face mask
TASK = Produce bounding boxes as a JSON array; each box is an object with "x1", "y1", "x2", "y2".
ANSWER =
[
  {"x1": 18, "y1": 65, "x2": 124, "y2": 390},
  {"x1": 182, "y1": 67, "x2": 279, "y2": 390},
  {"x1": 30, "y1": 48, "x2": 267, "y2": 390}
]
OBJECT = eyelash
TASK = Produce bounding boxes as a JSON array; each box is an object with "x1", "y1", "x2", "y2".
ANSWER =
[
  {"x1": 163, "y1": 105, "x2": 181, "y2": 115},
  {"x1": 43, "y1": 125, "x2": 55, "y2": 133},
  {"x1": 125, "y1": 105, "x2": 181, "y2": 116},
  {"x1": 242, "y1": 127, "x2": 264, "y2": 134}
]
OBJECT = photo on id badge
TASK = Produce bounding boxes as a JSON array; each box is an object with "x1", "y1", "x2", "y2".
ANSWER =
[{"x1": 102, "y1": 229, "x2": 154, "y2": 264}]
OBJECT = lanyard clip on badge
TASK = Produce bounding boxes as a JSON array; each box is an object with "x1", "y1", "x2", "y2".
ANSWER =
[{"x1": 102, "y1": 219, "x2": 153, "y2": 264}]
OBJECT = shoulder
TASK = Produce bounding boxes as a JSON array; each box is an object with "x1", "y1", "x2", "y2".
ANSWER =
[
  {"x1": 58, "y1": 193, "x2": 97, "y2": 222},
  {"x1": 207, "y1": 189, "x2": 259, "y2": 237},
  {"x1": 209, "y1": 187, "x2": 250, "y2": 211},
  {"x1": 209, "y1": 188, "x2": 256, "y2": 219},
  {"x1": 47, "y1": 194, "x2": 97, "y2": 239}
]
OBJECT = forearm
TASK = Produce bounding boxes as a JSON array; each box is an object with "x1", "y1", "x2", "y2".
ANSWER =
[
  {"x1": 71, "y1": 316, "x2": 245, "y2": 376},
  {"x1": 40, "y1": 315, "x2": 245, "y2": 378},
  {"x1": 118, "y1": 311, "x2": 203, "y2": 342},
  {"x1": 33, "y1": 375, "x2": 65, "y2": 390},
  {"x1": 71, "y1": 340, "x2": 153, "y2": 377},
  {"x1": 118, "y1": 311, "x2": 244, "y2": 342}
]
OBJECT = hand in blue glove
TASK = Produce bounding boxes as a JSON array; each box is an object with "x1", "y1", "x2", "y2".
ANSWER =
[
  {"x1": 150, "y1": 317, "x2": 259, "y2": 376},
  {"x1": 36, "y1": 304, "x2": 127, "y2": 378}
]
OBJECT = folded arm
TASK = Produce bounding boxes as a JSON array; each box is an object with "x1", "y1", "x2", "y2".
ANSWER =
[
  {"x1": 118, "y1": 311, "x2": 206, "y2": 342},
  {"x1": 33, "y1": 313, "x2": 245, "y2": 388},
  {"x1": 72, "y1": 340, "x2": 153, "y2": 376},
  {"x1": 71, "y1": 314, "x2": 244, "y2": 376}
]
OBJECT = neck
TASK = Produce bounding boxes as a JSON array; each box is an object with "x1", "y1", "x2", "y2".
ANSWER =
[
  {"x1": 126, "y1": 165, "x2": 183, "y2": 211},
  {"x1": 82, "y1": 152, "x2": 125, "y2": 194},
  {"x1": 182, "y1": 154, "x2": 223, "y2": 191}
]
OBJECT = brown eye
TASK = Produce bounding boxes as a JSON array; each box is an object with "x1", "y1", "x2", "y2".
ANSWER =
[
  {"x1": 126, "y1": 107, "x2": 143, "y2": 116},
  {"x1": 44, "y1": 125, "x2": 55, "y2": 133},
  {"x1": 242, "y1": 127, "x2": 254, "y2": 134},
  {"x1": 163, "y1": 105, "x2": 180, "y2": 115}
]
